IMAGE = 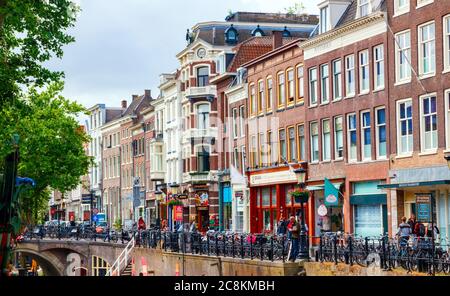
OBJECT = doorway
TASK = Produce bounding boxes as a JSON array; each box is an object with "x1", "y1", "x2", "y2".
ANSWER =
[{"x1": 198, "y1": 209, "x2": 209, "y2": 232}]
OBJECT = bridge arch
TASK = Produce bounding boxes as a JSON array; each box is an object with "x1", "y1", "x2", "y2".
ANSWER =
[{"x1": 12, "y1": 248, "x2": 64, "y2": 276}]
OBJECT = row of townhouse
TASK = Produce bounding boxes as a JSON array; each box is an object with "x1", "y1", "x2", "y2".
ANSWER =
[{"x1": 61, "y1": 1, "x2": 450, "y2": 241}]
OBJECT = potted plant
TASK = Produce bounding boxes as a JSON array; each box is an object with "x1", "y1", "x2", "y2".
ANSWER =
[
  {"x1": 289, "y1": 188, "x2": 310, "y2": 204},
  {"x1": 168, "y1": 199, "x2": 182, "y2": 207}
]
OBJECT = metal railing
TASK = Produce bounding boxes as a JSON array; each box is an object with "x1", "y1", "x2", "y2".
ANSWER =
[
  {"x1": 105, "y1": 234, "x2": 135, "y2": 276},
  {"x1": 316, "y1": 232, "x2": 450, "y2": 275}
]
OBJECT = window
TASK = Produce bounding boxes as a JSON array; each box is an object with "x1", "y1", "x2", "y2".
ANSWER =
[
  {"x1": 334, "y1": 117, "x2": 344, "y2": 160},
  {"x1": 288, "y1": 126, "x2": 296, "y2": 162},
  {"x1": 197, "y1": 66, "x2": 209, "y2": 87},
  {"x1": 395, "y1": 30, "x2": 411, "y2": 83},
  {"x1": 267, "y1": 131, "x2": 272, "y2": 165},
  {"x1": 258, "y1": 80, "x2": 265, "y2": 114},
  {"x1": 92, "y1": 256, "x2": 110, "y2": 276},
  {"x1": 259, "y1": 133, "x2": 267, "y2": 166},
  {"x1": 321, "y1": 64, "x2": 330, "y2": 104},
  {"x1": 250, "y1": 135, "x2": 257, "y2": 168},
  {"x1": 358, "y1": 0, "x2": 370, "y2": 17},
  {"x1": 250, "y1": 84, "x2": 256, "y2": 116},
  {"x1": 310, "y1": 122, "x2": 319, "y2": 163},
  {"x1": 297, "y1": 124, "x2": 305, "y2": 161},
  {"x1": 309, "y1": 68, "x2": 318, "y2": 106},
  {"x1": 153, "y1": 144, "x2": 164, "y2": 171},
  {"x1": 417, "y1": 0, "x2": 434, "y2": 8},
  {"x1": 420, "y1": 94, "x2": 438, "y2": 152},
  {"x1": 241, "y1": 145, "x2": 246, "y2": 174},
  {"x1": 296, "y1": 65, "x2": 304, "y2": 104},
  {"x1": 239, "y1": 105, "x2": 245, "y2": 137},
  {"x1": 397, "y1": 99, "x2": 413, "y2": 155},
  {"x1": 345, "y1": 55, "x2": 355, "y2": 97},
  {"x1": 359, "y1": 50, "x2": 370, "y2": 94},
  {"x1": 333, "y1": 60, "x2": 342, "y2": 101},
  {"x1": 287, "y1": 69, "x2": 295, "y2": 105},
  {"x1": 277, "y1": 72, "x2": 286, "y2": 108},
  {"x1": 348, "y1": 114, "x2": 357, "y2": 162},
  {"x1": 266, "y1": 77, "x2": 273, "y2": 112},
  {"x1": 279, "y1": 129, "x2": 286, "y2": 163},
  {"x1": 322, "y1": 119, "x2": 331, "y2": 161},
  {"x1": 197, "y1": 146, "x2": 210, "y2": 172},
  {"x1": 374, "y1": 45, "x2": 385, "y2": 90},
  {"x1": 232, "y1": 108, "x2": 238, "y2": 139},
  {"x1": 418, "y1": 22, "x2": 435, "y2": 76},
  {"x1": 394, "y1": 0, "x2": 409, "y2": 15},
  {"x1": 444, "y1": 15, "x2": 450, "y2": 71},
  {"x1": 196, "y1": 104, "x2": 210, "y2": 129},
  {"x1": 269, "y1": 131, "x2": 278, "y2": 165},
  {"x1": 361, "y1": 111, "x2": 372, "y2": 161},
  {"x1": 320, "y1": 6, "x2": 329, "y2": 33},
  {"x1": 374, "y1": 108, "x2": 387, "y2": 159},
  {"x1": 446, "y1": 90, "x2": 450, "y2": 150}
]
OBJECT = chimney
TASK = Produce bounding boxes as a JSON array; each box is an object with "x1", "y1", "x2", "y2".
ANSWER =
[
  {"x1": 121, "y1": 100, "x2": 127, "y2": 109},
  {"x1": 145, "y1": 89, "x2": 151, "y2": 98},
  {"x1": 132, "y1": 94, "x2": 139, "y2": 101},
  {"x1": 272, "y1": 31, "x2": 283, "y2": 49}
]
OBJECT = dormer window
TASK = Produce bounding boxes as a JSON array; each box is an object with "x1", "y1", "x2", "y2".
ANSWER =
[
  {"x1": 282, "y1": 26, "x2": 291, "y2": 38},
  {"x1": 320, "y1": 6, "x2": 329, "y2": 33},
  {"x1": 225, "y1": 24, "x2": 238, "y2": 45},
  {"x1": 358, "y1": 0, "x2": 371, "y2": 17},
  {"x1": 252, "y1": 25, "x2": 265, "y2": 37}
]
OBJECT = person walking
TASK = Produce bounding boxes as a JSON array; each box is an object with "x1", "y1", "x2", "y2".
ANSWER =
[
  {"x1": 287, "y1": 216, "x2": 300, "y2": 262},
  {"x1": 277, "y1": 216, "x2": 287, "y2": 236},
  {"x1": 138, "y1": 217, "x2": 146, "y2": 231},
  {"x1": 408, "y1": 214, "x2": 417, "y2": 236},
  {"x1": 396, "y1": 217, "x2": 411, "y2": 247}
]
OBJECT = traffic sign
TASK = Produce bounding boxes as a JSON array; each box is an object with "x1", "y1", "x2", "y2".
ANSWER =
[
  {"x1": 92, "y1": 208, "x2": 99, "y2": 215},
  {"x1": 92, "y1": 215, "x2": 99, "y2": 223}
]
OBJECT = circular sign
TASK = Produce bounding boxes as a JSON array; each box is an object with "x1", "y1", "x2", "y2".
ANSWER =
[
  {"x1": 318, "y1": 204, "x2": 328, "y2": 217},
  {"x1": 92, "y1": 208, "x2": 99, "y2": 215},
  {"x1": 325, "y1": 194, "x2": 338, "y2": 204}
]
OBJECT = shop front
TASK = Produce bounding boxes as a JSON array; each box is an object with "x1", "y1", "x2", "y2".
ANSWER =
[
  {"x1": 249, "y1": 165, "x2": 308, "y2": 234},
  {"x1": 193, "y1": 190, "x2": 211, "y2": 231},
  {"x1": 230, "y1": 165, "x2": 249, "y2": 233},
  {"x1": 380, "y1": 166, "x2": 450, "y2": 240}
]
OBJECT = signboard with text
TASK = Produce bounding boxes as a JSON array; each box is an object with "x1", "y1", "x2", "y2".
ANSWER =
[
  {"x1": 175, "y1": 206, "x2": 183, "y2": 222},
  {"x1": 416, "y1": 194, "x2": 432, "y2": 223}
]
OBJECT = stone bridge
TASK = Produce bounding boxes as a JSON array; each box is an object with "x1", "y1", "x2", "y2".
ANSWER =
[{"x1": 14, "y1": 240, "x2": 126, "y2": 276}]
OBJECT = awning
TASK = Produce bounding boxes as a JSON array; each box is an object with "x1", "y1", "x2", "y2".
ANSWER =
[
  {"x1": 378, "y1": 180, "x2": 450, "y2": 189},
  {"x1": 350, "y1": 194, "x2": 387, "y2": 205},
  {"x1": 307, "y1": 182, "x2": 343, "y2": 191}
]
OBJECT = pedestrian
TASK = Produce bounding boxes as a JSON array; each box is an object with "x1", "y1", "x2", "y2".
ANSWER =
[
  {"x1": 396, "y1": 216, "x2": 411, "y2": 247},
  {"x1": 277, "y1": 216, "x2": 287, "y2": 236},
  {"x1": 189, "y1": 219, "x2": 197, "y2": 233},
  {"x1": 408, "y1": 214, "x2": 417, "y2": 236},
  {"x1": 287, "y1": 216, "x2": 300, "y2": 262},
  {"x1": 138, "y1": 217, "x2": 146, "y2": 231}
]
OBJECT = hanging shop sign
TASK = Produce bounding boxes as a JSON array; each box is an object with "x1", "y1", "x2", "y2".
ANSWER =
[
  {"x1": 174, "y1": 206, "x2": 183, "y2": 222},
  {"x1": 194, "y1": 192, "x2": 209, "y2": 206},
  {"x1": 416, "y1": 194, "x2": 432, "y2": 223},
  {"x1": 177, "y1": 194, "x2": 188, "y2": 200},
  {"x1": 249, "y1": 170, "x2": 297, "y2": 186},
  {"x1": 318, "y1": 204, "x2": 328, "y2": 217}
]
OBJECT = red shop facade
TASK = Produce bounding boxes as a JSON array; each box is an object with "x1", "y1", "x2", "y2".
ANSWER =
[{"x1": 248, "y1": 164, "x2": 312, "y2": 234}]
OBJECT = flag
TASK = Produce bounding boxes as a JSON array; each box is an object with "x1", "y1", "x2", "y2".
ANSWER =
[{"x1": 324, "y1": 178, "x2": 339, "y2": 207}]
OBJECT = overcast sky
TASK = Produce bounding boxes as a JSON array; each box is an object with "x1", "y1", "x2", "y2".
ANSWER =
[{"x1": 47, "y1": 0, "x2": 319, "y2": 109}]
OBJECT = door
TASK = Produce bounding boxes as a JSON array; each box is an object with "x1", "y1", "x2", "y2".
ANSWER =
[{"x1": 198, "y1": 210, "x2": 209, "y2": 232}]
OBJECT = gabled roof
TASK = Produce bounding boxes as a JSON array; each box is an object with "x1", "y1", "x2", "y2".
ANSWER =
[
  {"x1": 122, "y1": 92, "x2": 153, "y2": 117},
  {"x1": 105, "y1": 109, "x2": 123, "y2": 123},
  {"x1": 228, "y1": 36, "x2": 298, "y2": 72}
]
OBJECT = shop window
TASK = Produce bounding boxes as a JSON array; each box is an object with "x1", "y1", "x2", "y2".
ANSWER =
[
  {"x1": 262, "y1": 188, "x2": 270, "y2": 207},
  {"x1": 271, "y1": 187, "x2": 277, "y2": 207}
]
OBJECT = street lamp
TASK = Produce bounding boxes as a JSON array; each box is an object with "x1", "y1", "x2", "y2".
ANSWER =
[
  {"x1": 293, "y1": 167, "x2": 309, "y2": 260},
  {"x1": 155, "y1": 190, "x2": 163, "y2": 228},
  {"x1": 445, "y1": 154, "x2": 450, "y2": 169}
]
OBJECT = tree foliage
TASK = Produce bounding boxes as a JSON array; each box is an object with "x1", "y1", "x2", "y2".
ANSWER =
[
  {"x1": 0, "y1": 0, "x2": 79, "y2": 104},
  {"x1": 284, "y1": 2, "x2": 306, "y2": 15},
  {"x1": 0, "y1": 82, "x2": 93, "y2": 223}
]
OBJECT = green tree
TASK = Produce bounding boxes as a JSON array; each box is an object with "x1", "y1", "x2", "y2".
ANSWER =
[
  {"x1": 0, "y1": 82, "x2": 92, "y2": 224},
  {"x1": 0, "y1": 0, "x2": 79, "y2": 104},
  {"x1": 284, "y1": 2, "x2": 306, "y2": 15}
]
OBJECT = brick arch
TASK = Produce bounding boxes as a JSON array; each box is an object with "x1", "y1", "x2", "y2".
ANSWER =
[{"x1": 12, "y1": 248, "x2": 64, "y2": 276}]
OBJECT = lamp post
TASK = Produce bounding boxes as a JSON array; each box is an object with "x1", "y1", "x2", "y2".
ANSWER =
[
  {"x1": 155, "y1": 190, "x2": 163, "y2": 228},
  {"x1": 293, "y1": 168, "x2": 309, "y2": 260}
]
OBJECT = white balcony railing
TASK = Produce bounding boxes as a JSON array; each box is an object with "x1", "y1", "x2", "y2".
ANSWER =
[
  {"x1": 185, "y1": 85, "x2": 217, "y2": 98},
  {"x1": 182, "y1": 171, "x2": 217, "y2": 183},
  {"x1": 182, "y1": 128, "x2": 217, "y2": 142}
]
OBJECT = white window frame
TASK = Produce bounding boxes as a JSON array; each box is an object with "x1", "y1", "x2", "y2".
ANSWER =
[
  {"x1": 357, "y1": 0, "x2": 371, "y2": 18},
  {"x1": 319, "y1": 5, "x2": 330, "y2": 34},
  {"x1": 347, "y1": 113, "x2": 357, "y2": 163},
  {"x1": 239, "y1": 105, "x2": 245, "y2": 138},
  {"x1": 359, "y1": 50, "x2": 370, "y2": 94},
  {"x1": 396, "y1": 98, "x2": 414, "y2": 156},
  {"x1": 310, "y1": 122, "x2": 319, "y2": 163},
  {"x1": 345, "y1": 55, "x2": 355, "y2": 97},
  {"x1": 395, "y1": 30, "x2": 412, "y2": 84},
  {"x1": 416, "y1": 0, "x2": 434, "y2": 9},
  {"x1": 321, "y1": 64, "x2": 330, "y2": 104},
  {"x1": 446, "y1": 89, "x2": 450, "y2": 151},
  {"x1": 333, "y1": 59, "x2": 342, "y2": 101},
  {"x1": 419, "y1": 93, "x2": 438, "y2": 153},
  {"x1": 373, "y1": 45, "x2": 385, "y2": 91},
  {"x1": 241, "y1": 145, "x2": 246, "y2": 175},
  {"x1": 361, "y1": 110, "x2": 372, "y2": 161},
  {"x1": 334, "y1": 116, "x2": 344, "y2": 161},
  {"x1": 444, "y1": 15, "x2": 450, "y2": 72},
  {"x1": 375, "y1": 107, "x2": 387, "y2": 160},
  {"x1": 322, "y1": 119, "x2": 331, "y2": 162},
  {"x1": 418, "y1": 21, "x2": 436, "y2": 78},
  {"x1": 394, "y1": 0, "x2": 410, "y2": 16},
  {"x1": 232, "y1": 108, "x2": 238, "y2": 139},
  {"x1": 309, "y1": 68, "x2": 318, "y2": 106}
]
